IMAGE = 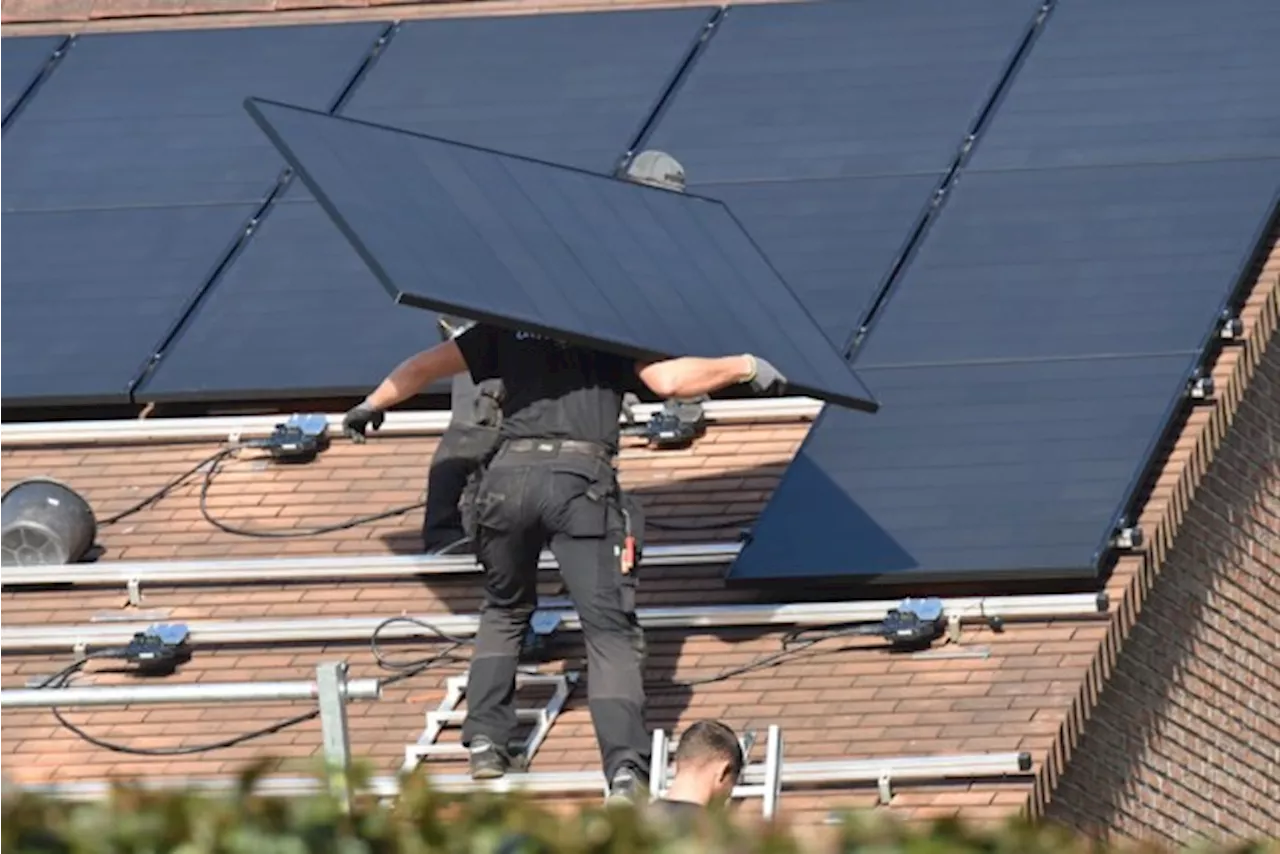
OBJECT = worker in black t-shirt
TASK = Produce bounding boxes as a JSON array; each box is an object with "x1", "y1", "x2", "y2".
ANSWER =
[
  {"x1": 649, "y1": 720, "x2": 745, "y2": 824},
  {"x1": 342, "y1": 326, "x2": 786, "y2": 802}
]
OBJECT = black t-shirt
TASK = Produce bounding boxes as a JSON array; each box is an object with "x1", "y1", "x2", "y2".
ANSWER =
[{"x1": 454, "y1": 324, "x2": 643, "y2": 450}]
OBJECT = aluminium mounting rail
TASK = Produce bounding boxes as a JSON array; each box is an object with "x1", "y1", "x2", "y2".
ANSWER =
[
  {"x1": 0, "y1": 397, "x2": 823, "y2": 447},
  {"x1": 0, "y1": 592, "x2": 1108, "y2": 653},
  {"x1": 0, "y1": 542, "x2": 741, "y2": 590},
  {"x1": 12, "y1": 750, "x2": 1033, "y2": 805}
]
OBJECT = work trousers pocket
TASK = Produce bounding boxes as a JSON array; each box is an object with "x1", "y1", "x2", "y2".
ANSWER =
[{"x1": 548, "y1": 457, "x2": 615, "y2": 539}]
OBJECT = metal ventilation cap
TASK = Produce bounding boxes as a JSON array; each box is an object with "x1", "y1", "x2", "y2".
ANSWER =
[{"x1": 624, "y1": 150, "x2": 686, "y2": 192}]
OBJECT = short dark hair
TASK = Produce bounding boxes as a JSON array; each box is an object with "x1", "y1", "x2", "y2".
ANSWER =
[{"x1": 674, "y1": 720, "x2": 744, "y2": 779}]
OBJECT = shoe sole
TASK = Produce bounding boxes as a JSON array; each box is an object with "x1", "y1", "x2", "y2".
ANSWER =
[{"x1": 470, "y1": 766, "x2": 507, "y2": 781}]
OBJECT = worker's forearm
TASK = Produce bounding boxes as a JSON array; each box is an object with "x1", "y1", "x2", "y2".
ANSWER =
[
  {"x1": 641, "y1": 355, "x2": 754, "y2": 398},
  {"x1": 365, "y1": 341, "x2": 467, "y2": 410}
]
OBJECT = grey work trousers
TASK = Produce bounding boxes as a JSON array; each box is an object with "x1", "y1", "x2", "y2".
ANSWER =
[
  {"x1": 421, "y1": 371, "x2": 502, "y2": 553},
  {"x1": 459, "y1": 443, "x2": 649, "y2": 781}
]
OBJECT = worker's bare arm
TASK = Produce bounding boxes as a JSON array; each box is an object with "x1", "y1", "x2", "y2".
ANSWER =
[
  {"x1": 365, "y1": 340, "x2": 469, "y2": 411},
  {"x1": 635, "y1": 355, "x2": 757, "y2": 399}
]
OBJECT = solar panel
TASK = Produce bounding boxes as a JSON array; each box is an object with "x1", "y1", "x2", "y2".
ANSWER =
[
  {"x1": 0, "y1": 205, "x2": 260, "y2": 406},
  {"x1": 710, "y1": 177, "x2": 939, "y2": 352},
  {"x1": 343, "y1": 8, "x2": 715, "y2": 171},
  {"x1": 138, "y1": 8, "x2": 715, "y2": 403},
  {"x1": 729, "y1": 157, "x2": 1280, "y2": 583},
  {"x1": 2, "y1": 23, "x2": 385, "y2": 210},
  {"x1": 639, "y1": 0, "x2": 1042, "y2": 350},
  {"x1": 855, "y1": 160, "x2": 1280, "y2": 368},
  {"x1": 2, "y1": 35, "x2": 64, "y2": 123},
  {"x1": 244, "y1": 98, "x2": 879, "y2": 411},
  {"x1": 0, "y1": 24, "x2": 384, "y2": 406},
  {"x1": 643, "y1": 0, "x2": 1042, "y2": 184},
  {"x1": 966, "y1": 0, "x2": 1280, "y2": 171},
  {"x1": 728, "y1": 355, "x2": 1197, "y2": 583}
]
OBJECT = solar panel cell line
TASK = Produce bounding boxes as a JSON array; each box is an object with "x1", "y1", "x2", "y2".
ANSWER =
[
  {"x1": 242, "y1": 98, "x2": 878, "y2": 412},
  {"x1": 2, "y1": 35, "x2": 65, "y2": 124},
  {"x1": 640, "y1": 0, "x2": 1043, "y2": 351},
  {"x1": 965, "y1": 0, "x2": 1280, "y2": 171},
  {"x1": 2, "y1": 23, "x2": 385, "y2": 211},
  {"x1": 728, "y1": 157, "x2": 1280, "y2": 583},
  {"x1": 137, "y1": 8, "x2": 719, "y2": 403}
]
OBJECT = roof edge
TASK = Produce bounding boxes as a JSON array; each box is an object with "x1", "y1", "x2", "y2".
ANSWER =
[
  {"x1": 1026, "y1": 263, "x2": 1280, "y2": 820},
  {"x1": 0, "y1": 0, "x2": 795, "y2": 36}
]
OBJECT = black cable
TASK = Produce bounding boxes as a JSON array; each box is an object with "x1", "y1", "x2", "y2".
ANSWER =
[
  {"x1": 370, "y1": 615, "x2": 473, "y2": 687},
  {"x1": 98, "y1": 448, "x2": 237, "y2": 526},
  {"x1": 34, "y1": 653, "x2": 321, "y2": 756},
  {"x1": 51, "y1": 707, "x2": 320, "y2": 756},
  {"x1": 646, "y1": 620, "x2": 888, "y2": 691},
  {"x1": 198, "y1": 452, "x2": 426, "y2": 539},
  {"x1": 644, "y1": 516, "x2": 757, "y2": 532}
]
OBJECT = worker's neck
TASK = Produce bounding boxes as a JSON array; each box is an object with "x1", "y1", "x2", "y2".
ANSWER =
[{"x1": 663, "y1": 776, "x2": 711, "y2": 805}]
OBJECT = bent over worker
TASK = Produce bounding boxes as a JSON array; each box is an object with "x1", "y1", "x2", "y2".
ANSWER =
[{"x1": 341, "y1": 326, "x2": 787, "y2": 803}]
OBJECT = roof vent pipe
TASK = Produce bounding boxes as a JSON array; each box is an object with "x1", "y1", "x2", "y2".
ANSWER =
[{"x1": 1, "y1": 477, "x2": 97, "y2": 566}]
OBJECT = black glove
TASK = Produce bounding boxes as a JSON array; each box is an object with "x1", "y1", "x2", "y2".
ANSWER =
[
  {"x1": 743, "y1": 355, "x2": 788, "y2": 396},
  {"x1": 342, "y1": 400, "x2": 385, "y2": 443}
]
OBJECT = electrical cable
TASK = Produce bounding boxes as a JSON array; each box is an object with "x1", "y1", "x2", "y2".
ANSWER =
[
  {"x1": 644, "y1": 516, "x2": 757, "y2": 531},
  {"x1": 645, "y1": 620, "x2": 894, "y2": 691},
  {"x1": 197, "y1": 451, "x2": 426, "y2": 539},
  {"x1": 369, "y1": 615, "x2": 473, "y2": 687},
  {"x1": 98, "y1": 448, "x2": 237, "y2": 527},
  {"x1": 33, "y1": 656, "x2": 321, "y2": 756}
]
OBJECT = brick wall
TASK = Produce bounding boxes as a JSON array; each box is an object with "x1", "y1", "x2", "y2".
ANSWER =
[{"x1": 1046, "y1": 335, "x2": 1280, "y2": 845}]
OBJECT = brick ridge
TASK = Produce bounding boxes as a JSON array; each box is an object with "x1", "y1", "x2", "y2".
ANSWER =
[{"x1": 1025, "y1": 265, "x2": 1280, "y2": 821}]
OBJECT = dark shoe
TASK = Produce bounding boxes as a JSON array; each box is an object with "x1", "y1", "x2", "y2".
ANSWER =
[
  {"x1": 469, "y1": 736, "x2": 509, "y2": 780},
  {"x1": 605, "y1": 764, "x2": 648, "y2": 806}
]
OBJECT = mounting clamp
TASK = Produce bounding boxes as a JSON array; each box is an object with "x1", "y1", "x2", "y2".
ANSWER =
[
  {"x1": 126, "y1": 577, "x2": 143, "y2": 607},
  {"x1": 1188, "y1": 372, "x2": 1215, "y2": 402},
  {"x1": 1219, "y1": 310, "x2": 1245, "y2": 341},
  {"x1": 1112, "y1": 524, "x2": 1144, "y2": 550}
]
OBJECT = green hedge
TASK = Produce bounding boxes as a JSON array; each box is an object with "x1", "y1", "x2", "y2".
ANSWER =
[{"x1": 3, "y1": 763, "x2": 1276, "y2": 854}]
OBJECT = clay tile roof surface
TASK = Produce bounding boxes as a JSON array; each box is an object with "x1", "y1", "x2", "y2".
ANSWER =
[{"x1": 2, "y1": 237, "x2": 1277, "y2": 834}]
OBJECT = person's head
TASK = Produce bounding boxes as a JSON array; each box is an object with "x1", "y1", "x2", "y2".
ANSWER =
[
  {"x1": 622, "y1": 150, "x2": 686, "y2": 193},
  {"x1": 668, "y1": 720, "x2": 744, "y2": 806}
]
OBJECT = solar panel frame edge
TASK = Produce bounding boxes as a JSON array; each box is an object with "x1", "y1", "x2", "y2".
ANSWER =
[
  {"x1": 243, "y1": 96, "x2": 881, "y2": 413},
  {"x1": 1, "y1": 33, "x2": 71, "y2": 129}
]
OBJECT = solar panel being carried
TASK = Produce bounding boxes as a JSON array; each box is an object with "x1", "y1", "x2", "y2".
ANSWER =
[
  {"x1": 137, "y1": 8, "x2": 716, "y2": 403},
  {"x1": 1, "y1": 23, "x2": 385, "y2": 406},
  {"x1": 641, "y1": 0, "x2": 1044, "y2": 350},
  {"x1": 2, "y1": 35, "x2": 65, "y2": 124},
  {"x1": 244, "y1": 98, "x2": 879, "y2": 411}
]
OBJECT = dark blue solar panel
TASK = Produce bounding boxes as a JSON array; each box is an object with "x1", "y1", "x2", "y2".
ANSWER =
[
  {"x1": 966, "y1": 0, "x2": 1280, "y2": 171},
  {"x1": 2, "y1": 23, "x2": 384, "y2": 210},
  {"x1": 644, "y1": 0, "x2": 1041, "y2": 183},
  {"x1": 139, "y1": 8, "x2": 720, "y2": 403},
  {"x1": 0, "y1": 205, "x2": 259, "y2": 405},
  {"x1": 729, "y1": 154, "x2": 1280, "y2": 583},
  {"x1": 138, "y1": 189, "x2": 447, "y2": 403},
  {"x1": 2, "y1": 35, "x2": 64, "y2": 123},
  {"x1": 242, "y1": 99, "x2": 878, "y2": 411},
  {"x1": 728, "y1": 355, "x2": 1196, "y2": 583},
  {"x1": 344, "y1": 8, "x2": 715, "y2": 171},
  {"x1": 855, "y1": 160, "x2": 1280, "y2": 367},
  {"x1": 708, "y1": 176, "x2": 938, "y2": 352}
]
